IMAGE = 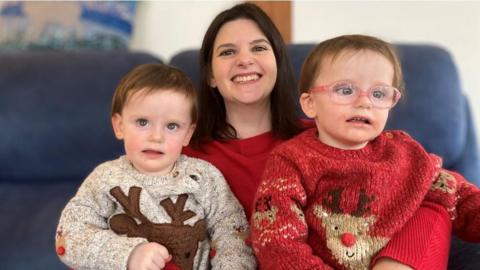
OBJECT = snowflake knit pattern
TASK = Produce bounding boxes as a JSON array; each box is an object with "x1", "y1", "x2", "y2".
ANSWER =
[{"x1": 251, "y1": 128, "x2": 480, "y2": 270}]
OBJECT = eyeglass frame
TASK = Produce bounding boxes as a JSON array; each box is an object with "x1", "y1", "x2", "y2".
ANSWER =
[{"x1": 307, "y1": 80, "x2": 402, "y2": 109}]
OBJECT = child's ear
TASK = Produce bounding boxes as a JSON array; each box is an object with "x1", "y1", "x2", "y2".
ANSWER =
[
  {"x1": 299, "y1": 92, "x2": 317, "y2": 118},
  {"x1": 111, "y1": 113, "x2": 124, "y2": 140},
  {"x1": 183, "y1": 124, "x2": 196, "y2": 146}
]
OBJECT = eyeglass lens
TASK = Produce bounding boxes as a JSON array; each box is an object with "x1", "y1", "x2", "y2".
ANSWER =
[{"x1": 330, "y1": 83, "x2": 397, "y2": 108}]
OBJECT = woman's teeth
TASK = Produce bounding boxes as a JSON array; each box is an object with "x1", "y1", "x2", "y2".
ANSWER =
[{"x1": 233, "y1": 74, "x2": 259, "y2": 83}]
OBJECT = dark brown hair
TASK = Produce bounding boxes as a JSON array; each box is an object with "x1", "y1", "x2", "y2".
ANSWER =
[
  {"x1": 299, "y1": 34, "x2": 404, "y2": 94},
  {"x1": 111, "y1": 63, "x2": 197, "y2": 123},
  {"x1": 190, "y1": 3, "x2": 302, "y2": 148}
]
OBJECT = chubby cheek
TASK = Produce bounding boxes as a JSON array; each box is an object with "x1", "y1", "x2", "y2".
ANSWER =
[
  {"x1": 123, "y1": 134, "x2": 145, "y2": 155},
  {"x1": 373, "y1": 111, "x2": 389, "y2": 134},
  {"x1": 164, "y1": 136, "x2": 186, "y2": 155}
]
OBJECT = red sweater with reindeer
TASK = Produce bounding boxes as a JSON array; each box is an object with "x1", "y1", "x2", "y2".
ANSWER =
[{"x1": 251, "y1": 128, "x2": 480, "y2": 270}]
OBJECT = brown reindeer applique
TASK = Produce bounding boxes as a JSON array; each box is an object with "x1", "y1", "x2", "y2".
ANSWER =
[
  {"x1": 109, "y1": 186, "x2": 207, "y2": 270},
  {"x1": 313, "y1": 188, "x2": 388, "y2": 270}
]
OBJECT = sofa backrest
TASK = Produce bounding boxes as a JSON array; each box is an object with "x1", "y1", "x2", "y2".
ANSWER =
[
  {"x1": 0, "y1": 51, "x2": 161, "y2": 183},
  {"x1": 170, "y1": 43, "x2": 480, "y2": 185}
]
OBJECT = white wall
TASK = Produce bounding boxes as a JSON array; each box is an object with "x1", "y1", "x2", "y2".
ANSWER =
[
  {"x1": 130, "y1": 1, "x2": 239, "y2": 62},
  {"x1": 131, "y1": 1, "x2": 480, "y2": 138}
]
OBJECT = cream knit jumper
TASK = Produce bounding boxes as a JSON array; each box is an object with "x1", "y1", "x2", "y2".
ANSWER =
[{"x1": 56, "y1": 155, "x2": 256, "y2": 270}]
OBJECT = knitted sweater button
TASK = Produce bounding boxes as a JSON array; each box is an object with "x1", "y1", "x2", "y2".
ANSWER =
[
  {"x1": 56, "y1": 246, "x2": 65, "y2": 255},
  {"x1": 385, "y1": 132, "x2": 393, "y2": 139}
]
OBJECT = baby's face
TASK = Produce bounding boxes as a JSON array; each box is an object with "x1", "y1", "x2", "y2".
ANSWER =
[
  {"x1": 301, "y1": 49, "x2": 394, "y2": 150},
  {"x1": 112, "y1": 89, "x2": 195, "y2": 176}
]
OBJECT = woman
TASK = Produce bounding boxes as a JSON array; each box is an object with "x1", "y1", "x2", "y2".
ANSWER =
[
  {"x1": 184, "y1": 3, "x2": 451, "y2": 269},
  {"x1": 184, "y1": 3, "x2": 303, "y2": 220}
]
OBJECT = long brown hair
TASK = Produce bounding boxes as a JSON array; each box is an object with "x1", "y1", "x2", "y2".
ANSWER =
[{"x1": 190, "y1": 3, "x2": 302, "y2": 148}]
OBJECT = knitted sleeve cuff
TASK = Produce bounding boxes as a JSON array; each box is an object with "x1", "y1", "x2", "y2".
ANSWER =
[{"x1": 372, "y1": 202, "x2": 451, "y2": 269}]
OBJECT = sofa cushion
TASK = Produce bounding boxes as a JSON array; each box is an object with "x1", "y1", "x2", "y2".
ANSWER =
[
  {"x1": 0, "y1": 51, "x2": 161, "y2": 184},
  {"x1": 0, "y1": 182, "x2": 78, "y2": 269}
]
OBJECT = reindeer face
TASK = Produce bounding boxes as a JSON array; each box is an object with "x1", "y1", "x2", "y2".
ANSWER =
[
  {"x1": 431, "y1": 171, "x2": 456, "y2": 194},
  {"x1": 315, "y1": 206, "x2": 385, "y2": 269},
  {"x1": 312, "y1": 188, "x2": 388, "y2": 270},
  {"x1": 150, "y1": 219, "x2": 206, "y2": 270},
  {"x1": 253, "y1": 196, "x2": 278, "y2": 230}
]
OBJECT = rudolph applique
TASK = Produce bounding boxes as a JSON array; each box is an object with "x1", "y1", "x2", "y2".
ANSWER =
[
  {"x1": 109, "y1": 186, "x2": 207, "y2": 270},
  {"x1": 314, "y1": 188, "x2": 388, "y2": 270}
]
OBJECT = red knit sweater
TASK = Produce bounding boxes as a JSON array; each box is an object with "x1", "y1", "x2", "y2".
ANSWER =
[
  {"x1": 251, "y1": 128, "x2": 480, "y2": 270},
  {"x1": 183, "y1": 131, "x2": 285, "y2": 219}
]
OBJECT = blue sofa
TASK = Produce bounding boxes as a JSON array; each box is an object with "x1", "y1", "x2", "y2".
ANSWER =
[
  {"x1": 0, "y1": 44, "x2": 479, "y2": 269},
  {"x1": 0, "y1": 51, "x2": 161, "y2": 269}
]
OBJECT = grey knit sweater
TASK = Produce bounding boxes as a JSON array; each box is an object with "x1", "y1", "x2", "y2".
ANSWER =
[{"x1": 56, "y1": 155, "x2": 256, "y2": 270}]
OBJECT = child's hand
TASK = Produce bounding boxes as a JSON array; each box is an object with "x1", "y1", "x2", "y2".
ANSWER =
[
  {"x1": 127, "y1": 242, "x2": 171, "y2": 270},
  {"x1": 372, "y1": 258, "x2": 413, "y2": 270}
]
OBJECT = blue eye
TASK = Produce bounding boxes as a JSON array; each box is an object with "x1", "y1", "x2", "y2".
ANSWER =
[
  {"x1": 136, "y1": 118, "x2": 149, "y2": 127},
  {"x1": 372, "y1": 90, "x2": 386, "y2": 99},
  {"x1": 166, "y1": 123, "x2": 179, "y2": 130},
  {"x1": 371, "y1": 87, "x2": 390, "y2": 100},
  {"x1": 333, "y1": 84, "x2": 355, "y2": 96}
]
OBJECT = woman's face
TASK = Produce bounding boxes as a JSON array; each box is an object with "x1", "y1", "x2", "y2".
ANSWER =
[{"x1": 210, "y1": 18, "x2": 277, "y2": 107}]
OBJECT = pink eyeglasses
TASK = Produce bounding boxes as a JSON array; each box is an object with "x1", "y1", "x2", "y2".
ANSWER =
[{"x1": 308, "y1": 81, "x2": 402, "y2": 109}]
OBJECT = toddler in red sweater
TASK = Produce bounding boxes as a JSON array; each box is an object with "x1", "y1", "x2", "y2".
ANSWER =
[{"x1": 250, "y1": 34, "x2": 480, "y2": 270}]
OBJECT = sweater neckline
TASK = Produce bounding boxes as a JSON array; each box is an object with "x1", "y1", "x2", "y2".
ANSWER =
[
  {"x1": 221, "y1": 130, "x2": 278, "y2": 156},
  {"x1": 300, "y1": 128, "x2": 387, "y2": 160},
  {"x1": 118, "y1": 155, "x2": 185, "y2": 184}
]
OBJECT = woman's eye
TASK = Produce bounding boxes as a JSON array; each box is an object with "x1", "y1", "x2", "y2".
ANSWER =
[
  {"x1": 136, "y1": 119, "x2": 149, "y2": 127},
  {"x1": 252, "y1": 45, "x2": 268, "y2": 52},
  {"x1": 166, "y1": 123, "x2": 179, "y2": 130},
  {"x1": 219, "y1": 49, "x2": 235, "y2": 57}
]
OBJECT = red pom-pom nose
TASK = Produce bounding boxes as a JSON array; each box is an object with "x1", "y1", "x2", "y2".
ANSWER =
[{"x1": 341, "y1": 232, "x2": 356, "y2": 247}]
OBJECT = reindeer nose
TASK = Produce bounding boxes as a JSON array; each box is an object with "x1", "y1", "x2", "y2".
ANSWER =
[{"x1": 341, "y1": 232, "x2": 356, "y2": 247}]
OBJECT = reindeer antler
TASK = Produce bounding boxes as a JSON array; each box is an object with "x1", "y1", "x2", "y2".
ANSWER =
[
  {"x1": 255, "y1": 196, "x2": 272, "y2": 212},
  {"x1": 352, "y1": 188, "x2": 373, "y2": 217},
  {"x1": 160, "y1": 194, "x2": 196, "y2": 225},
  {"x1": 322, "y1": 188, "x2": 343, "y2": 214},
  {"x1": 110, "y1": 186, "x2": 150, "y2": 223}
]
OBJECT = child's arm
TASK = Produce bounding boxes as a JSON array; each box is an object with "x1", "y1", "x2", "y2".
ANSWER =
[
  {"x1": 446, "y1": 170, "x2": 480, "y2": 241},
  {"x1": 250, "y1": 153, "x2": 333, "y2": 270},
  {"x1": 56, "y1": 167, "x2": 152, "y2": 269},
  {"x1": 198, "y1": 161, "x2": 257, "y2": 270}
]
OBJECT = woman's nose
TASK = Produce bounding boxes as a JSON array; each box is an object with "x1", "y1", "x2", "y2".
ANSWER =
[{"x1": 236, "y1": 50, "x2": 254, "y2": 67}]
